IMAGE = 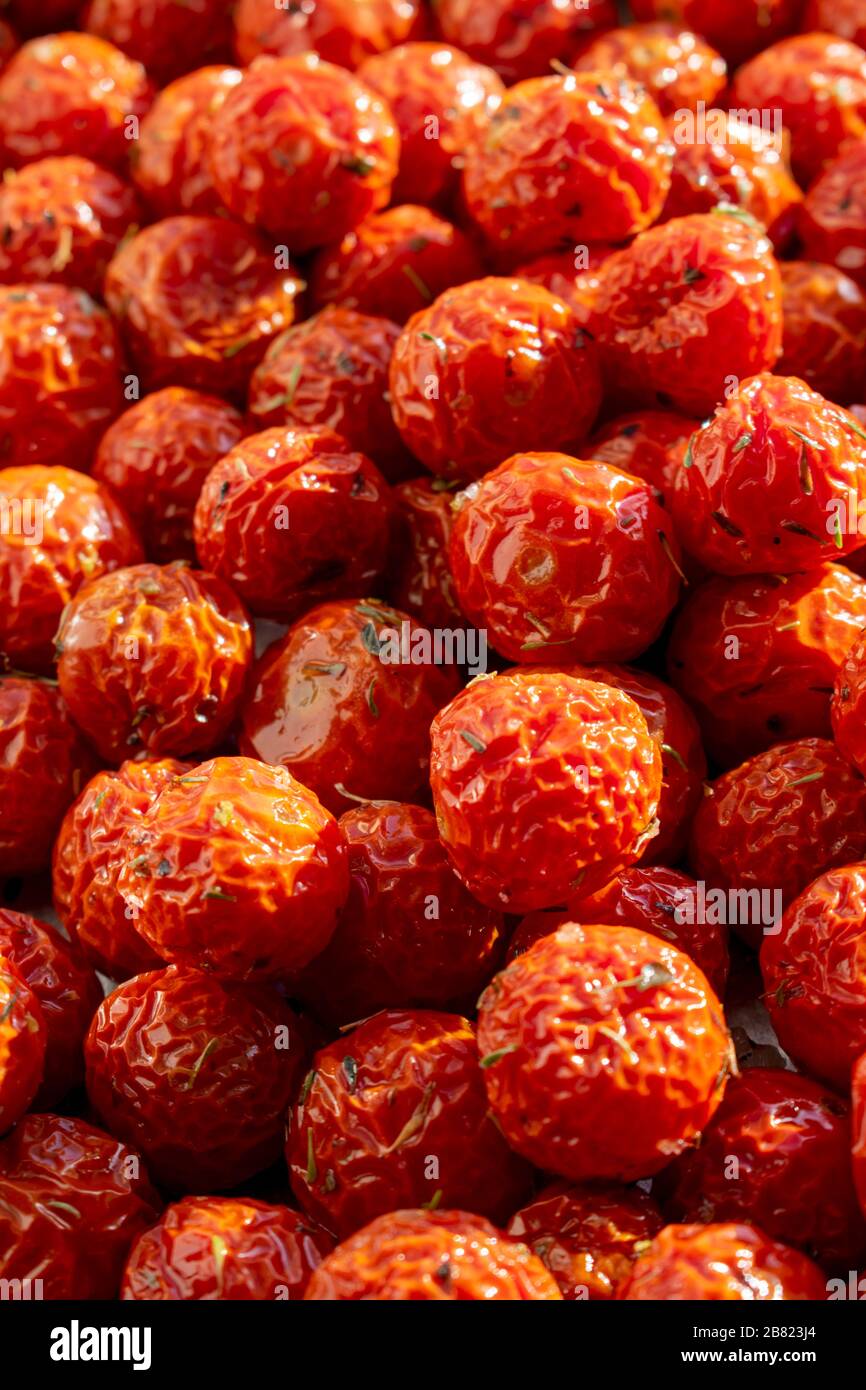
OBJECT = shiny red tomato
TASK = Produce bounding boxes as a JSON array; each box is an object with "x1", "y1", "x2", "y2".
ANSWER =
[
  {"x1": 853, "y1": 1051, "x2": 866, "y2": 1220},
  {"x1": 629, "y1": 0, "x2": 807, "y2": 67},
  {"x1": 0, "y1": 955, "x2": 45, "y2": 1133},
  {"x1": 387, "y1": 476, "x2": 464, "y2": 628},
  {"x1": 618, "y1": 1222, "x2": 828, "y2": 1301},
  {"x1": 131, "y1": 66, "x2": 242, "y2": 219},
  {"x1": 233, "y1": 0, "x2": 426, "y2": 68},
  {"x1": 587, "y1": 410, "x2": 699, "y2": 509},
  {"x1": 83, "y1": 0, "x2": 235, "y2": 86},
  {"x1": 778, "y1": 261, "x2": 866, "y2": 406},
  {"x1": 575, "y1": 22, "x2": 726, "y2": 115},
  {"x1": 432, "y1": 0, "x2": 618, "y2": 83},
  {"x1": 798, "y1": 142, "x2": 866, "y2": 292}
]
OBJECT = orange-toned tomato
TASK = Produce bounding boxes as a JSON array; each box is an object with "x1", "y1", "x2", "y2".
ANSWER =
[
  {"x1": 387, "y1": 477, "x2": 463, "y2": 628},
  {"x1": 630, "y1": 0, "x2": 806, "y2": 67},
  {"x1": 587, "y1": 409, "x2": 698, "y2": 508},
  {"x1": 853, "y1": 1051, "x2": 866, "y2": 1220},
  {"x1": 833, "y1": 625, "x2": 866, "y2": 777},
  {"x1": 432, "y1": 0, "x2": 617, "y2": 83},
  {"x1": 0, "y1": 955, "x2": 45, "y2": 1133},
  {"x1": 131, "y1": 66, "x2": 242, "y2": 219},
  {"x1": 778, "y1": 260, "x2": 866, "y2": 406},
  {"x1": 83, "y1": 0, "x2": 234, "y2": 86},
  {"x1": 233, "y1": 0, "x2": 426, "y2": 68},
  {"x1": 56, "y1": 563, "x2": 252, "y2": 764},
  {"x1": 798, "y1": 141, "x2": 866, "y2": 291},
  {"x1": 618, "y1": 1222, "x2": 827, "y2": 1300},
  {"x1": 575, "y1": 22, "x2": 726, "y2": 115}
]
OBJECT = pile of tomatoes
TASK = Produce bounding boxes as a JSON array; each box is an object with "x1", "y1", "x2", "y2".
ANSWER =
[{"x1": 3, "y1": 0, "x2": 866, "y2": 1304}]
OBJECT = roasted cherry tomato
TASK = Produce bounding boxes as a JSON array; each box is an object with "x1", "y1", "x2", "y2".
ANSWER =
[
  {"x1": 116, "y1": 756, "x2": 348, "y2": 981},
  {"x1": 105, "y1": 216, "x2": 300, "y2": 400},
  {"x1": 689, "y1": 738, "x2": 866, "y2": 950},
  {"x1": 778, "y1": 261, "x2": 866, "y2": 407},
  {"x1": 659, "y1": 1068, "x2": 866, "y2": 1269},
  {"x1": 52, "y1": 758, "x2": 188, "y2": 981},
  {"x1": 854, "y1": 1051, "x2": 866, "y2": 1220},
  {"x1": 0, "y1": 157, "x2": 139, "y2": 298},
  {"x1": 0, "y1": 955, "x2": 45, "y2": 1132},
  {"x1": 83, "y1": 0, "x2": 235, "y2": 86},
  {"x1": 288, "y1": 1010, "x2": 531, "y2": 1237},
  {"x1": 575, "y1": 22, "x2": 725, "y2": 115},
  {"x1": 798, "y1": 141, "x2": 866, "y2": 292},
  {"x1": 762, "y1": 864, "x2": 866, "y2": 1093},
  {"x1": 309, "y1": 205, "x2": 484, "y2": 326},
  {"x1": 0, "y1": 909, "x2": 102, "y2": 1107},
  {"x1": 671, "y1": 375, "x2": 866, "y2": 574},
  {"x1": 56, "y1": 563, "x2": 253, "y2": 764},
  {"x1": 478, "y1": 923, "x2": 734, "y2": 1181},
  {"x1": 240, "y1": 598, "x2": 459, "y2": 817},
  {"x1": 86, "y1": 963, "x2": 305, "y2": 1191},
  {"x1": 194, "y1": 426, "x2": 394, "y2": 620},
  {"x1": 430, "y1": 670, "x2": 662, "y2": 911},
  {"x1": 507, "y1": 1182, "x2": 664, "y2": 1301},
  {"x1": 626, "y1": 0, "x2": 802, "y2": 67},
  {"x1": 618, "y1": 1221, "x2": 827, "y2": 1301},
  {"x1": 389, "y1": 278, "x2": 602, "y2": 481},
  {"x1": 357, "y1": 41, "x2": 503, "y2": 207},
  {"x1": 292, "y1": 802, "x2": 504, "y2": 1026},
  {"x1": 131, "y1": 65, "x2": 242, "y2": 219},
  {"x1": 462, "y1": 73, "x2": 671, "y2": 263},
  {"x1": 305, "y1": 1207, "x2": 562, "y2": 1300},
  {"x1": 448, "y1": 454, "x2": 682, "y2": 664},
  {"x1": 733, "y1": 33, "x2": 866, "y2": 189},
  {"x1": 587, "y1": 212, "x2": 783, "y2": 418},
  {"x1": 0, "y1": 677, "x2": 96, "y2": 878},
  {"x1": 233, "y1": 0, "x2": 426, "y2": 68},
  {"x1": 587, "y1": 410, "x2": 699, "y2": 509},
  {"x1": 122, "y1": 1197, "x2": 334, "y2": 1301},
  {"x1": 668, "y1": 565, "x2": 866, "y2": 768},
  {"x1": 207, "y1": 53, "x2": 399, "y2": 251},
  {"x1": 93, "y1": 388, "x2": 245, "y2": 564},
  {"x1": 0, "y1": 464, "x2": 142, "y2": 675},
  {"x1": 431, "y1": 0, "x2": 617, "y2": 83},
  {"x1": 833, "y1": 625, "x2": 866, "y2": 777},
  {"x1": 660, "y1": 112, "x2": 802, "y2": 250},
  {"x1": 0, "y1": 285, "x2": 125, "y2": 473},
  {"x1": 0, "y1": 1113, "x2": 160, "y2": 1300},
  {"x1": 515, "y1": 244, "x2": 617, "y2": 316},
  {"x1": 0, "y1": 31, "x2": 152, "y2": 171},
  {"x1": 387, "y1": 476, "x2": 463, "y2": 628},
  {"x1": 247, "y1": 310, "x2": 409, "y2": 480}
]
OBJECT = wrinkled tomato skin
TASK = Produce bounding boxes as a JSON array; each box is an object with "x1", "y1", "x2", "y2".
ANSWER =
[
  {"x1": 659, "y1": 1068, "x2": 866, "y2": 1269},
  {"x1": 0, "y1": 32, "x2": 152, "y2": 171},
  {"x1": 233, "y1": 0, "x2": 426, "y2": 68},
  {"x1": 799, "y1": 142, "x2": 866, "y2": 291},
  {"x1": 587, "y1": 212, "x2": 783, "y2": 418},
  {"x1": 462, "y1": 74, "x2": 671, "y2": 263},
  {"x1": 448, "y1": 454, "x2": 681, "y2": 665},
  {"x1": 762, "y1": 864, "x2": 866, "y2": 1093},
  {"x1": 478, "y1": 923, "x2": 734, "y2": 1182},
  {"x1": 292, "y1": 802, "x2": 504, "y2": 1027},
  {"x1": 390, "y1": 278, "x2": 602, "y2": 481},
  {"x1": 208, "y1": 54, "x2": 399, "y2": 252},
  {"x1": 432, "y1": 0, "x2": 617, "y2": 83},
  {"x1": 0, "y1": 910, "x2": 102, "y2": 1108},
  {"x1": 240, "y1": 599, "x2": 459, "y2": 818},
  {"x1": 628, "y1": 0, "x2": 802, "y2": 67},
  {"x1": 357, "y1": 42, "x2": 503, "y2": 207},
  {"x1": 194, "y1": 426, "x2": 395, "y2": 621},
  {"x1": 117, "y1": 756, "x2": 349, "y2": 982},
  {"x1": 689, "y1": 739, "x2": 866, "y2": 951},
  {"x1": 306, "y1": 1207, "x2": 561, "y2": 1300},
  {"x1": 83, "y1": 0, "x2": 235, "y2": 87},
  {"x1": 618, "y1": 1221, "x2": 828, "y2": 1301},
  {"x1": 247, "y1": 310, "x2": 409, "y2": 481},
  {"x1": 93, "y1": 388, "x2": 245, "y2": 564},
  {"x1": 672, "y1": 375, "x2": 866, "y2": 574},
  {"x1": 853, "y1": 1052, "x2": 866, "y2": 1219},
  {"x1": 0, "y1": 677, "x2": 97, "y2": 879},
  {"x1": 0, "y1": 464, "x2": 142, "y2": 676},
  {"x1": 660, "y1": 113, "x2": 802, "y2": 251},
  {"x1": 0, "y1": 956, "x2": 45, "y2": 1132},
  {"x1": 288, "y1": 1010, "x2": 532, "y2": 1238},
  {"x1": 52, "y1": 758, "x2": 189, "y2": 982},
  {"x1": 778, "y1": 261, "x2": 866, "y2": 406},
  {"x1": 387, "y1": 477, "x2": 463, "y2": 628},
  {"x1": 131, "y1": 66, "x2": 243, "y2": 219},
  {"x1": 0, "y1": 285, "x2": 125, "y2": 474},
  {"x1": 514, "y1": 244, "x2": 617, "y2": 316},
  {"x1": 575, "y1": 22, "x2": 726, "y2": 116},
  {"x1": 833, "y1": 627, "x2": 866, "y2": 777},
  {"x1": 104, "y1": 217, "x2": 300, "y2": 400},
  {"x1": 85, "y1": 964, "x2": 305, "y2": 1192},
  {"x1": 309, "y1": 205, "x2": 484, "y2": 327},
  {"x1": 430, "y1": 671, "x2": 662, "y2": 912},
  {"x1": 587, "y1": 410, "x2": 699, "y2": 508},
  {"x1": 56, "y1": 563, "x2": 253, "y2": 765},
  {"x1": 122, "y1": 1196, "x2": 334, "y2": 1301},
  {"x1": 507, "y1": 1182, "x2": 664, "y2": 1301},
  {"x1": 0, "y1": 1113, "x2": 161, "y2": 1300},
  {"x1": 0, "y1": 157, "x2": 140, "y2": 298},
  {"x1": 668, "y1": 565, "x2": 866, "y2": 769},
  {"x1": 733, "y1": 33, "x2": 866, "y2": 189}
]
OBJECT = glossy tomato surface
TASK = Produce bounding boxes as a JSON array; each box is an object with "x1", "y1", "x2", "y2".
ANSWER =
[
  {"x1": 56, "y1": 562, "x2": 253, "y2": 764},
  {"x1": 854, "y1": 1051, "x2": 866, "y2": 1220},
  {"x1": 289, "y1": 1009, "x2": 531, "y2": 1238},
  {"x1": 618, "y1": 1222, "x2": 828, "y2": 1301},
  {"x1": 83, "y1": 0, "x2": 235, "y2": 86},
  {"x1": 0, "y1": 955, "x2": 45, "y2": 1133},
  {"x1": 233, "y1": 0, "x2": 426, "y2": 68},
  {"x1": 778, "y1": 261, "x2": 866, "y2": 406},
  {"x1": 387, "y1": 477, "x2": 463, "y2": 628},
  {"x1": 575, "y1": 22, "x2": 726, "y2": 116},
  {"x1": 798, "y1": 141, "x2": 866, "y2": 290},
  {"x1": 833, "y1": 625, "x2": 866, "y2": 777},
  {"x1": 131, "y1": 65, "x2": 242, "y2": 218},
  {"x1": 587, "y1": 410, "x2": 699, "y2": 508},
  {"x1": 629, "y1": 0, "x2": 802, "y2": 67},
  {"x1": 432, "y1": 0, "x2": 618, "y2": 84}
]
